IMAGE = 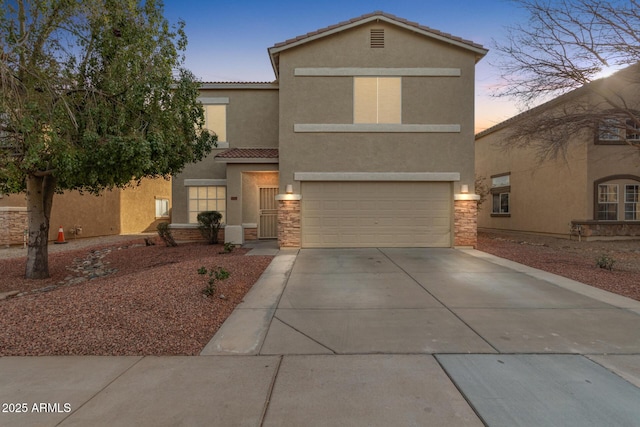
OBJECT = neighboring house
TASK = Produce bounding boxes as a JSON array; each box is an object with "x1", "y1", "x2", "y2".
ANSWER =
[
  {"x1": 0, "y1": 178, "x2": 171, "y2": 246},
  {"x1": 171, "y1": 11, "x2": 487, "y2": 248},
  {"x1": 475, "y1": 65, "x2": 640, "y2": 239}
]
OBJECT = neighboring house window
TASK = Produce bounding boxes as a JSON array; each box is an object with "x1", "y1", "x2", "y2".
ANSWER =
[
  {"x1": 627, "y1": 119, "x2": 640, "y2": 142},
  {"x1": 491, "y1": 173, "x2": 510, "y2": 216},
  {"x1": 188, "y1": 186, "x2": 226, "y2": 224},
  {"x1": 625, "y1": 184, "x2": 639, "y2": 220},
  {"x1": 155, "y1": 198, "x2": 169, "y2": 218},
  {"x1": 598, "y1": 118, "x2": 623, "y2": 142},
  {"x1": 353, "y1": 77, "x2": 401, "y2": 124},
  {"x1": 203, "y1": 105, "x2": 227, "y2": 143},
  {"x1": 597, "y1": 184, "x2": 618, "y2": 220},
  {"x1": 597, "y1": 117, "x2": 640, "y2": 144}
]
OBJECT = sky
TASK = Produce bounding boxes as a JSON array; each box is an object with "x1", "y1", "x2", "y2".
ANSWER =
[{"x1": 162, "y1": 0, "x2": 530, "y2": 133}]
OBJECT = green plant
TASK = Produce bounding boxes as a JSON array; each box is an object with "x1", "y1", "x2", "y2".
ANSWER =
[
  {"x1": 198, "y1": 266, "x2": 230, "y2": 296},
  {"x1": 157, "y1": 222, "x2": 178, "y2": 247},
  {"x1": 197, "y1": 211, "x2": 223, "y2": 244},
  {"x1": 222, "y1": 242, "x2": 235, "y2": 253},
  {"x1": 596, "y1": 254, "x2": 616, "y2": 271}
]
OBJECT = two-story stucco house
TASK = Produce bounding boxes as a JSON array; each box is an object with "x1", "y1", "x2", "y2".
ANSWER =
[
  {"x1": 170, "y1": 11, "x2": 487, "y2": 248},
  {"x1": 476, "y1": 64, "x2": 640, "y2": 240}
]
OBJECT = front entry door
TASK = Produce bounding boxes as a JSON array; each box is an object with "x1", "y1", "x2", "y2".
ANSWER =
[{"x1": 259, "y1": 187, "x2": 278, "y2": 239}]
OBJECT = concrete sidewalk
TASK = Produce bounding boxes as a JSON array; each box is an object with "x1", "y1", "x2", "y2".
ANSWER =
[{"x1": 2, "y1": 247, "x2": 640, "y2": 426}]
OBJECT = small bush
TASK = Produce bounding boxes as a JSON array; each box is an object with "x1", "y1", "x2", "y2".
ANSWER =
[
  {"x1": 197, "y1": 211, "x2": 223, "y2": 244},
  {"x1": 157, "y1": 222, "x2": 177, "y2": 247},
  {"x1": 198, "y1": 266, "x2": 230, "y2": 296},
  {"x1": 221, "y1": 242, "x2": 235, "y2": 253},
  {"x1": 596, "y1": 254, "x2": 616, "y2": 271}
]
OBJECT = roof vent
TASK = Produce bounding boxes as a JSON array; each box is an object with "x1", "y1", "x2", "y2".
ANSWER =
[{"x1": 370, "y1": 29, "x2": 384, "y2": 48}]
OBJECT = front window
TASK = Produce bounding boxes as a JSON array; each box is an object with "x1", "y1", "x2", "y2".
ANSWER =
[
  {"x1": 353, "y1": 77, "x2": 401, "y2": 124},
  {"x1": 188, "y1": 186, "x2": 226, "y2": 224},
  {"x1": 625, "y1": 184, "x2": 640, "y2": 220},
  {"x1": 597, "y1": 184, "x2": 618, "y2": 220}
]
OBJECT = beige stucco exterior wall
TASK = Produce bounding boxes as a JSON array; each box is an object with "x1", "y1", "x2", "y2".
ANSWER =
[
  {"x1": 119, "y1": 177, "x2": 172, "y2": 234},
  {"x1": 277, "y1": 21, "x2": 478, "y2": 194},
  {"x1": 1, "y1": 190, "x2": 121, "y2": 240},
  {"x1": 475, "y1": 126, "x2": 589, "y2": 236},
  {"x1": 1, "y1": 179, "x2": 171, "y2": 242},
  {"x1": 171, "y1": 88, "x2": 279, "y2": 225}
]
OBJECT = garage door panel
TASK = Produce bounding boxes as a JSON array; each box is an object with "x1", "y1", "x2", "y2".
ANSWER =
[{"x1": 301, "y1": 181, "x2": 452, "y2": 248}]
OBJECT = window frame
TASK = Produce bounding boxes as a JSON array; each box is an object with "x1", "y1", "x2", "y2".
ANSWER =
[
  {"x1": 597, "y1": 183, "x2": 619, "y2": 220},
  {"x1": 155, "y1": 197, "x2": 170, "y2": 219},
  {"x1": 490, "y1": 172, "x2": 511, "y2": 217},
  {"x1": 593, "y1": 175, "x2": 640, "y2": 221},
  {"x1": 624, "y1": 184, "x2": 640, "y2": 220},
  {"x1": 353, "y1": 76, "x2": 402, "y2": 124},
  {"x1": 187, "y1": 186, "x2": 227, "y2": 224},
  {"x1": 596, "y1": 116, "x2": 640, "y2": 145}
]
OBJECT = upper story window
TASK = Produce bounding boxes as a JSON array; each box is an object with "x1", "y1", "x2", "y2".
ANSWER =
[
  {"x1": 353, "y1": 77, "x2": 401, "y2": 124},
  {"x1": 491, "y1": 173, "x2": 511, "y2": 216},
  {"x1": 203, "y1": 105, "x2": 227, "y2": 143},
  {"x1": 597, "y1": 117, "x2": 640, "y2": 144}
]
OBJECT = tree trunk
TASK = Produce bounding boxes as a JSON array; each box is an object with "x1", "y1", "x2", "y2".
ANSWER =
[{"x1": 25, "y1": 174, "x2": 56, "y2": 279}]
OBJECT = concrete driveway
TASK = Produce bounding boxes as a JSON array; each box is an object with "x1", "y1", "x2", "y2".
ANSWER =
[
  {"x1": 4, "y1": 247, "x2": 640, "y2": 426},
  {"x1": 200, "y1": 247, "x2": 640, "y2": 426}
]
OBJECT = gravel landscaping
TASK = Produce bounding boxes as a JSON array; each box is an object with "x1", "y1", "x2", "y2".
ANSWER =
[
  {"x1": 0, "y1": 238, "x2": 273, "y2": 356},
  {"x1": 478, "y1": 231, "x2": 640, "y2": 301},
  {"x1": 1, "y1": 231, "x2": 638, "y2": 356}
]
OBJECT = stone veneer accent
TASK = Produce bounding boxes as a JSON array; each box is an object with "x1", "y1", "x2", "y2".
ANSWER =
[
  {"x1": 570, "y1": 220, "x2": 640, "y2": 239},
  {"x1": 168, "y1": 225, "x2": 225, "y2": 243},
  {"x1": 244, "y1": 227, "x2": 258, "y2": 241},
  {"x1": 277, "y1": 200, "x2": 301, "y2": 247},
  {"x1": 0, "y1": 207, "x2": 28, "y2": 247},
  {"x1": 454, "y1": 199, "x2": 478, "y2": 247}
]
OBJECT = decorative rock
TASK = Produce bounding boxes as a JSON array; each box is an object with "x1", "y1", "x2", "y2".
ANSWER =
[{"x1": 0, "y1": 290, "x2": 20, "y2": 300}]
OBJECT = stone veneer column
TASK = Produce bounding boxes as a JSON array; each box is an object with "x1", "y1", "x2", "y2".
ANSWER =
[
  {"x1": 0, "y1": 207, "x2": 28, "y2": 247},
  {"x1": 454, "y1": 195, "x2": 479, "y2": 248},
  {"x1": 276, "y1": 194, "x2": 302, "y2": 248}
]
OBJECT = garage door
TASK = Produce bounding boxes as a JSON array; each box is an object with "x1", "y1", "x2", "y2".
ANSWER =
[{"x1": 301, "y1": 181, "x2": 451, "y2": 248}]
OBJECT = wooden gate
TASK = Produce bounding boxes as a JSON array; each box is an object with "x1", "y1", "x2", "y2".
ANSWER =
[{"x1": 259, "y1": 187, "x2": 278, "y2": 239}]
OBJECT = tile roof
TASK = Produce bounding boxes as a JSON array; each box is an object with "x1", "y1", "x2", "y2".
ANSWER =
[
  {"x1": 270, "y1": 11, "x2": 486, "y2": 52},
  {"x1": 268, "y1": 11, "x2": 487, "y2": 79},
  {"x1": 215, "y1": 148, "x2": 279, "y2": 159}
]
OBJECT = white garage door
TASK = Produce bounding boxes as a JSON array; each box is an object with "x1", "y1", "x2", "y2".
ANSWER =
[{"x1": 301, "y1": 181, "x2": 451, "y2": 248}]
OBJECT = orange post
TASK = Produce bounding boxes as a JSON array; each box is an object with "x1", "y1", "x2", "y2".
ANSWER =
[{"x1": 54, "y1": 225, "x2": 67, "y2": 244}]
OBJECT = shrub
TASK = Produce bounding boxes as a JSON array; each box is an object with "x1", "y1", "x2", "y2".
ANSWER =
[
  {"x1": 197, "y1": 211, "x2": 223, "y2": 244},
  {"x1": 596, "y1": 254, "x2": 615, "y2": 271},
  {"x1": 198, "y1": 266, "x2": 230, "y2": 296},
  {"x1": 222, "y1": 242, "x2": 235, "y2": 253},
  {"x1": 157, "y1": 222, "x2": 177, "y2": 247}
]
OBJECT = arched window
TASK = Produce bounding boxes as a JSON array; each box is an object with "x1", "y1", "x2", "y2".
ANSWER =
[{"x1": 594, "y1": 175, "x2": 640, "y2": 221}]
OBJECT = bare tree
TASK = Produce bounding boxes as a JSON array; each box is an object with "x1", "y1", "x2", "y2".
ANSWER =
[{"x1": 491, "y1": 0, "x2": 640, "y2": 159}]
